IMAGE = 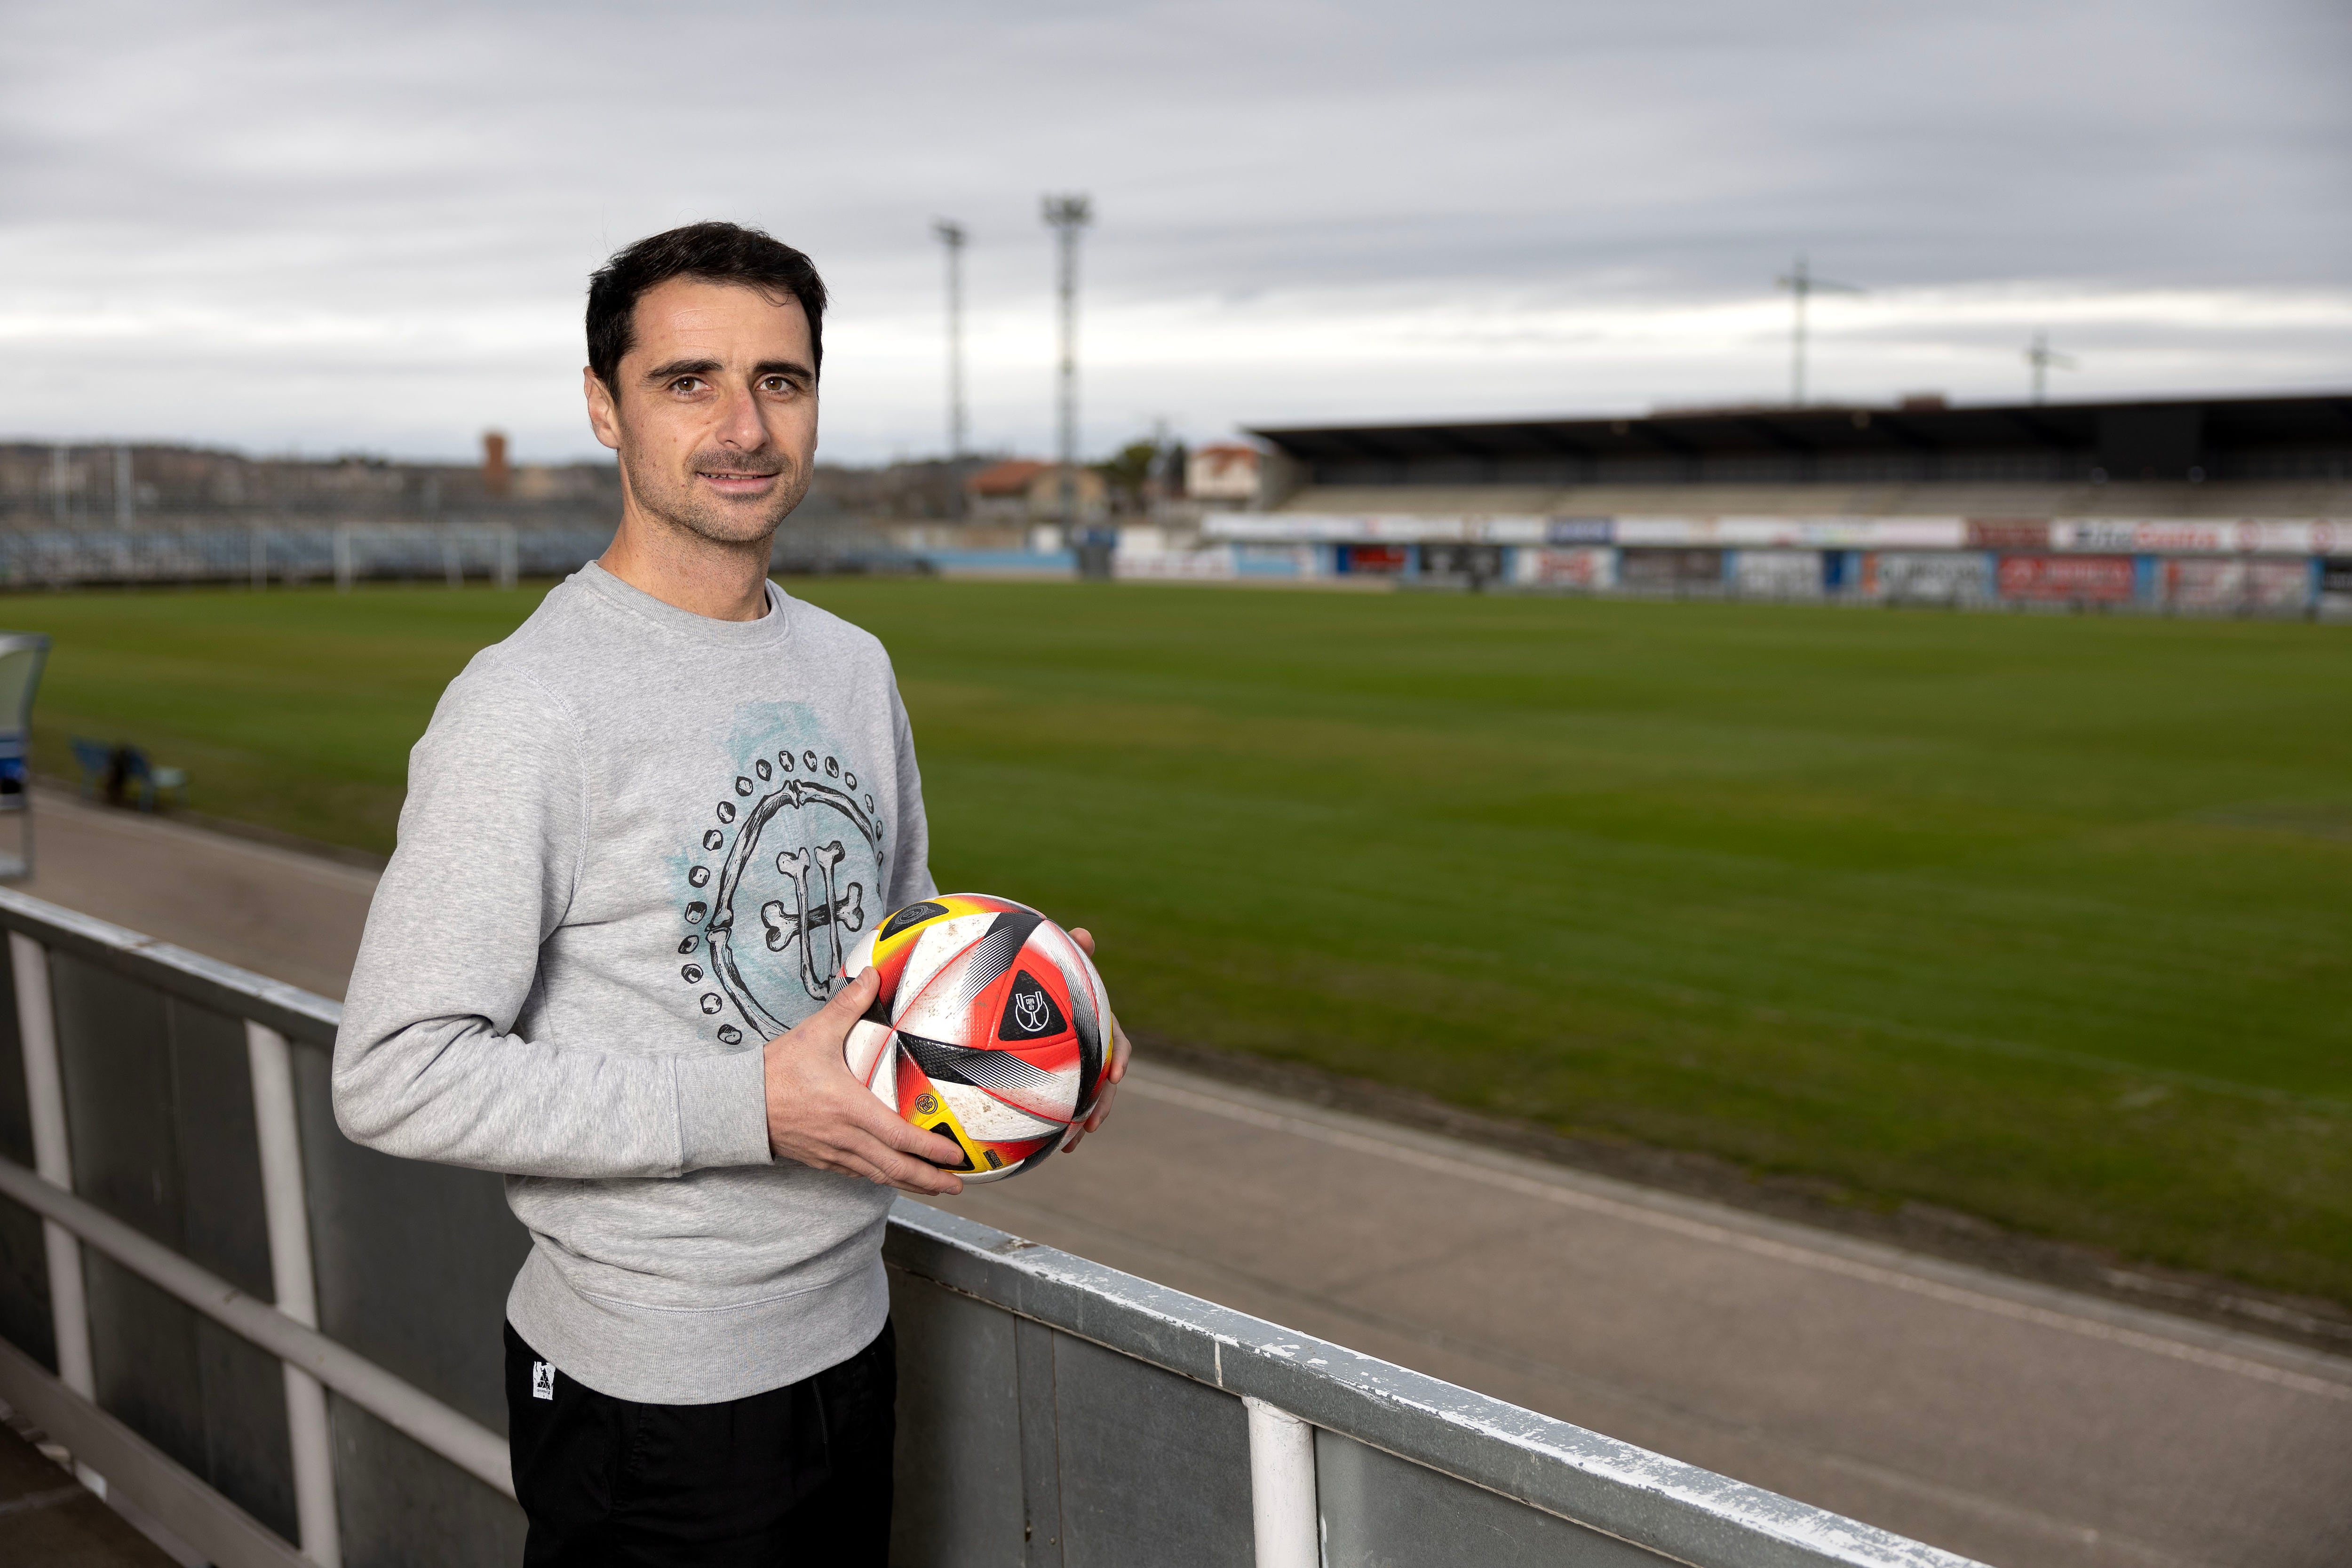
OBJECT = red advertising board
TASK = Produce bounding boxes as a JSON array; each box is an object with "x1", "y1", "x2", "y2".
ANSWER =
[
  {"x1": 1966, "y1": 518, "x2": 2051, "y2": 550},
  {"x1": 1996, "y1": 554, "x2": 2134, "y2": 602}
]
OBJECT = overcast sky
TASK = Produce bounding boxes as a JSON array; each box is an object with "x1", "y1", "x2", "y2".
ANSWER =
[{"x1": 2, "y1": 0, "x2": 2346, "y2": 465}]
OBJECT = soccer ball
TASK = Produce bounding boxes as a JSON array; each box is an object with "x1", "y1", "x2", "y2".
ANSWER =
[{"x1": 837, "y1": 894, "x2": 1112, "y2": 1183}]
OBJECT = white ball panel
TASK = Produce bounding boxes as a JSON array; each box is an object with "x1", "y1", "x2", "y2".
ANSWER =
[
  {"x1": 839, "y1": 928, "x2": 878, "y2": 982},
  {"x1": 843, "y1": 1019, "x2": 892, "y2": 1086},
  {"x1": 890, "y1": 914, "x2": 996, "y2": 1024},
  {"x1": 936, "y1": 1080, "x2": 1065, "y2": 1142}
]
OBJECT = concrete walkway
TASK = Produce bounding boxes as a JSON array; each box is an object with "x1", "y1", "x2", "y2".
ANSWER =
[
  {"x1": 16, "y1": 790, "x2": 2352, "y2": 1568},
  {"x1": 0, "y1": 1420, "x2": 175, "y2": 1568}
]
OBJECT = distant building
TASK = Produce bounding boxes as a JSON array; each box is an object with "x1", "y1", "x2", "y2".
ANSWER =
[
  {"x1": 1185, "y1": 443, "x2": 1261, "y2": 506},
  {"x1": 0, "y1": 440, "x2": 619, "y2": 527},
  {"x1": 963, "y1": 459, "x2": 1108, "y2": 524}
]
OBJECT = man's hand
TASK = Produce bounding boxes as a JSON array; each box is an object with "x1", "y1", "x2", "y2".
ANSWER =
[
  {"x1": 1061, "y1": 927, "x2": 1132, "y2": 1154},
  {"x1": 764, "y1": 968, "x2": 965, "y2": 1196}
]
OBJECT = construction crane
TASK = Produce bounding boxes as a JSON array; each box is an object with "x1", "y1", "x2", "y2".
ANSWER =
[
  {"x1": 2025, "y1": 332, "x2": 2078, "y2": 404},
  {"x1": 1775, "y1": 255, "x2": 1863, "y2": 406}
]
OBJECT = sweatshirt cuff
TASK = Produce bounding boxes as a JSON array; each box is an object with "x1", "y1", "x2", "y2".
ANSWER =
[{"x1": 675, "y1": 1048, "x2": 773, "y2": 1171}]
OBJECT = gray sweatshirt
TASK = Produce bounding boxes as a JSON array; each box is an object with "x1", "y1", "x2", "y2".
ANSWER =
[{"x1": 334, "y1": 563, "x2": 933, "y2": 1404}]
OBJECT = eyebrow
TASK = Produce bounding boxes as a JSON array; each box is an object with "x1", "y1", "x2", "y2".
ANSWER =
[{"x1": 640, "y1": 357, "x2": 813, "y2": 385}]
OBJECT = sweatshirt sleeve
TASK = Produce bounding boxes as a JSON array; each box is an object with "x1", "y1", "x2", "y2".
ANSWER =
[
  {"x1": 333, "y1": 664, "x2": 771, "y2": 1179},
  {"x1": 883, "y1": 671, "x2": 938, "y2": 910}
]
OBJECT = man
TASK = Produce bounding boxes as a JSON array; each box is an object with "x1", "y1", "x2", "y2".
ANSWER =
[{"x1": 334, "y1": 221, "x2": 1127, "y2": 1565}]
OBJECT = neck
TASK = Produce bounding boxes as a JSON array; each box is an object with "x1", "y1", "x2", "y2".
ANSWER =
[{"x1": 598, "y1": 498, "x2": 774, "y2": 622}]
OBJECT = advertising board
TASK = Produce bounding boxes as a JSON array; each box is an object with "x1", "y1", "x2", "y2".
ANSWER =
[
  {"x1": 1513, "y1": 547, "x2": 1615, "y2": 589},
  {"x1": 1546, "y1": 517, "x2": 1613, "y2": 545},
  {"x1": 1731, "y1": 550, "x2": 1823, "y2": 597},
  {"x1": 1878, "y1": 552, "x2": 1995, "y2": 604},
  {"x1": 2161, "y1": 557, "x2": 2313, "y2": 611},
  {"x1": 2050, "y1": 519, "x2": 2345, "y2": 555},
  {"x1": 1996, "y1": 554, "x2": 2135, "y2": 602},
  {"x1": 1618, "y1": 548, "x2": 1725, "y2": 589},
  {"x1": 1113, "y1": 545, "x2": 1239, "y2": 581},
  {"x1": 1965, "y1": 519, "x2": 2050, "y2": 550},
  {"x1": 1421, "y1": 544, "x2": 1507, "y2": 581},
  {"x1": 1340, "y1": 544, "x2": 1410, "y2": 574},
  {"x1": 1203, "y1": 515, "x2": 1549, "y2": 545},
  {"x1": 1612, "y1": 517, "x2": 1967, "y2": 549}
]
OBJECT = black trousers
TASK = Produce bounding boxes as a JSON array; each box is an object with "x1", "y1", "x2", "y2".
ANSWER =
[{"x1": 505, "y1": 1321, "x2": 895, "y2": 1567}]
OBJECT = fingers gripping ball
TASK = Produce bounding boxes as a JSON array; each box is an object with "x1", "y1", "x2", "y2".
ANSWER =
[{"x1": 839, "y1": 895, "x2": 1112, "y2": 1183}]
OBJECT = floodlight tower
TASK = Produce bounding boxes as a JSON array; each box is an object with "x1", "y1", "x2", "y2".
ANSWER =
[
  {"x1": 1775, "y1": 255, "x2": 1863, "y2": 406},
  {"x1": 2025, "y1": 332, "x2": 2078, "y2": 404},
  {"x1": 1041, "y1": 193, "x2": 1093, "y2": 539},
  {"x1": 931, "y1": 219, "x2": 969, "y2": 460}
]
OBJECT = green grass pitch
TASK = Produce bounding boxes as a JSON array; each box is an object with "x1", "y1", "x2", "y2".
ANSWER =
[{"x1": 9, "y1": 579, "x2": 2349, "y2": 1303}]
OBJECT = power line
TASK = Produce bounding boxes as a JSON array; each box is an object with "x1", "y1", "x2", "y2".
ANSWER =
[{"x1": 1774, "y1": 255, "x2": 1863, "y2": 406}]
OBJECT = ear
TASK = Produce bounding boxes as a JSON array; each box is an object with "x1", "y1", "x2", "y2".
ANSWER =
[{"x1": 584, "y1": 367, "x2": 622, "y2": 453}]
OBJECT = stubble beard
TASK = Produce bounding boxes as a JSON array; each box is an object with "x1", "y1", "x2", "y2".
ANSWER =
[{"x1": 619, "y1": 443, "x2": 811, "y2": 549}]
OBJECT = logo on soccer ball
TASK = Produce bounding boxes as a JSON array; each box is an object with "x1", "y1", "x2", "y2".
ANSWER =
[
  {"x1": 998, "y1": 970, "x2": 1068, "y2": 1040},
  {"x1": 914, "y1": 1092, "x2": 939, "y2": 1116}
]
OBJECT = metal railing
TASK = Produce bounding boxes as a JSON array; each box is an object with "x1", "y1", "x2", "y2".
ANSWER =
[{"x1": 0, "y1": 887, "x2": 1982, "y2": 1567}]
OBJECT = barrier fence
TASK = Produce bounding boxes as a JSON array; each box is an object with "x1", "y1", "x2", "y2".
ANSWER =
[
  {"x1": 1103, "y1": 514, "x2": 2352, "y2": 613},
  {"x1": 0, "y1": 888, "x2": 1981, "y2": 1567},
  {"x1": 0, "y1": 523, "x2": 925, "y2": 591}
]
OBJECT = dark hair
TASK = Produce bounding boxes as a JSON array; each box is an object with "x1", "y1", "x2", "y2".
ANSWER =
[{"x1": 586, "y1": 222, "x2": 827, "y2": 389}]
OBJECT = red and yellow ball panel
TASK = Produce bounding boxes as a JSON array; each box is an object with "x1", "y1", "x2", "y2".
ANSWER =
[{"x1": 838, "y1": 894, "x2": 1112, "y2": 1183}]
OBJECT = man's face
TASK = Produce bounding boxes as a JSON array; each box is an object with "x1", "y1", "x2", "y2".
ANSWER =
[{"x1": 585, "y1": 277, "x2": 818, "y2": 545}]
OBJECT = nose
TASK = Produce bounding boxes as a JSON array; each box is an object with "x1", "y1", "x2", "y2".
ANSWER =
[{"x1": 714, "y1": 381, "x2": 770, "y2": 452}]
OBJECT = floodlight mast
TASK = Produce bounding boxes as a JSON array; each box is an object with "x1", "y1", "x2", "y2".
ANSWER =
[
  {"x1": 1775, "y1": 255, "x2": 1863, "y2": 406},
  {"x1": 931, "y1": 220, "x2": 969, "y2": 462},
  {"x1": 2025, "y1": 332, "x2": 2078, "y2": 404},
  {"x1": 1041, "y1": 193, "x2": 1093, "y2": 541}
]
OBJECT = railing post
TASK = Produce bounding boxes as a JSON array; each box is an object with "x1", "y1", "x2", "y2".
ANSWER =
[
  {"x1": 9, "y1": 932, "x2": 97, "y2": 1487},
  {"x1": 1244, "y1": 1396, "x2": 1319, "y2": 1568},
  {"x1": 246, "y1": 1021, "x2": 341, "y2": 1568}
]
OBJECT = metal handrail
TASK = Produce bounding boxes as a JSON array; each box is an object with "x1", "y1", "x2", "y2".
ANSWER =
[
  {"x1": 0, "y1": 888, "x2": 342, "y2": 1046},
  {"x1": 0, "y1": 1154, "x2": 511, "y2": 1494},
  {"x1": 884, "y1": 1201, "x2": 1971, "y2": 1568},
  {"x1": 0, "y1": 886, "x2": 1986, "y2": 1568}
]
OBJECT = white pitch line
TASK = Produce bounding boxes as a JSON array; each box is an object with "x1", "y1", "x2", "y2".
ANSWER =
[{"x1": 1125, "y1": 1074, "x2": 2352, "y2": 1404}]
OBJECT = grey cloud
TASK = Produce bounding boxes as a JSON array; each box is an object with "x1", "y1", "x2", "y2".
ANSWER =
[{"x1": 0, "y1": 0, "x2": 2344, "y2": 460}]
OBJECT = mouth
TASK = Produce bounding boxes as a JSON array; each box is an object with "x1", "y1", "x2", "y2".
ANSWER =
[{"x1": 695, "y1": 466, "x2": 784, "y2": 497}]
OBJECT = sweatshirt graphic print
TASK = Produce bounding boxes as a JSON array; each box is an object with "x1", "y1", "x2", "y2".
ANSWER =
[
  {"x1": 682, "y1": 701, "x2": 893, "y2": 1047},
  {"x1": 334, "y1": 564, "x2": 934, "y2": 1404}
]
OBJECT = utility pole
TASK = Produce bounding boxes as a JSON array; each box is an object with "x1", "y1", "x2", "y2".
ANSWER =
[
  {"x1": 931, "y1": 220, "x2": 968, "y2": 462},
  {"x1": 1041, "y1": 193, "x2": 1095, "y2": 571},
  {"x1": 1775, "y1": 255, "x2": 1863, "y2": 406},
  {"x1": 114, "y1": 446, "x2": 134, "y2": 529},
  {"x1": 2025, "y1": 332, "x2": 2078, "y2": 404}
]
